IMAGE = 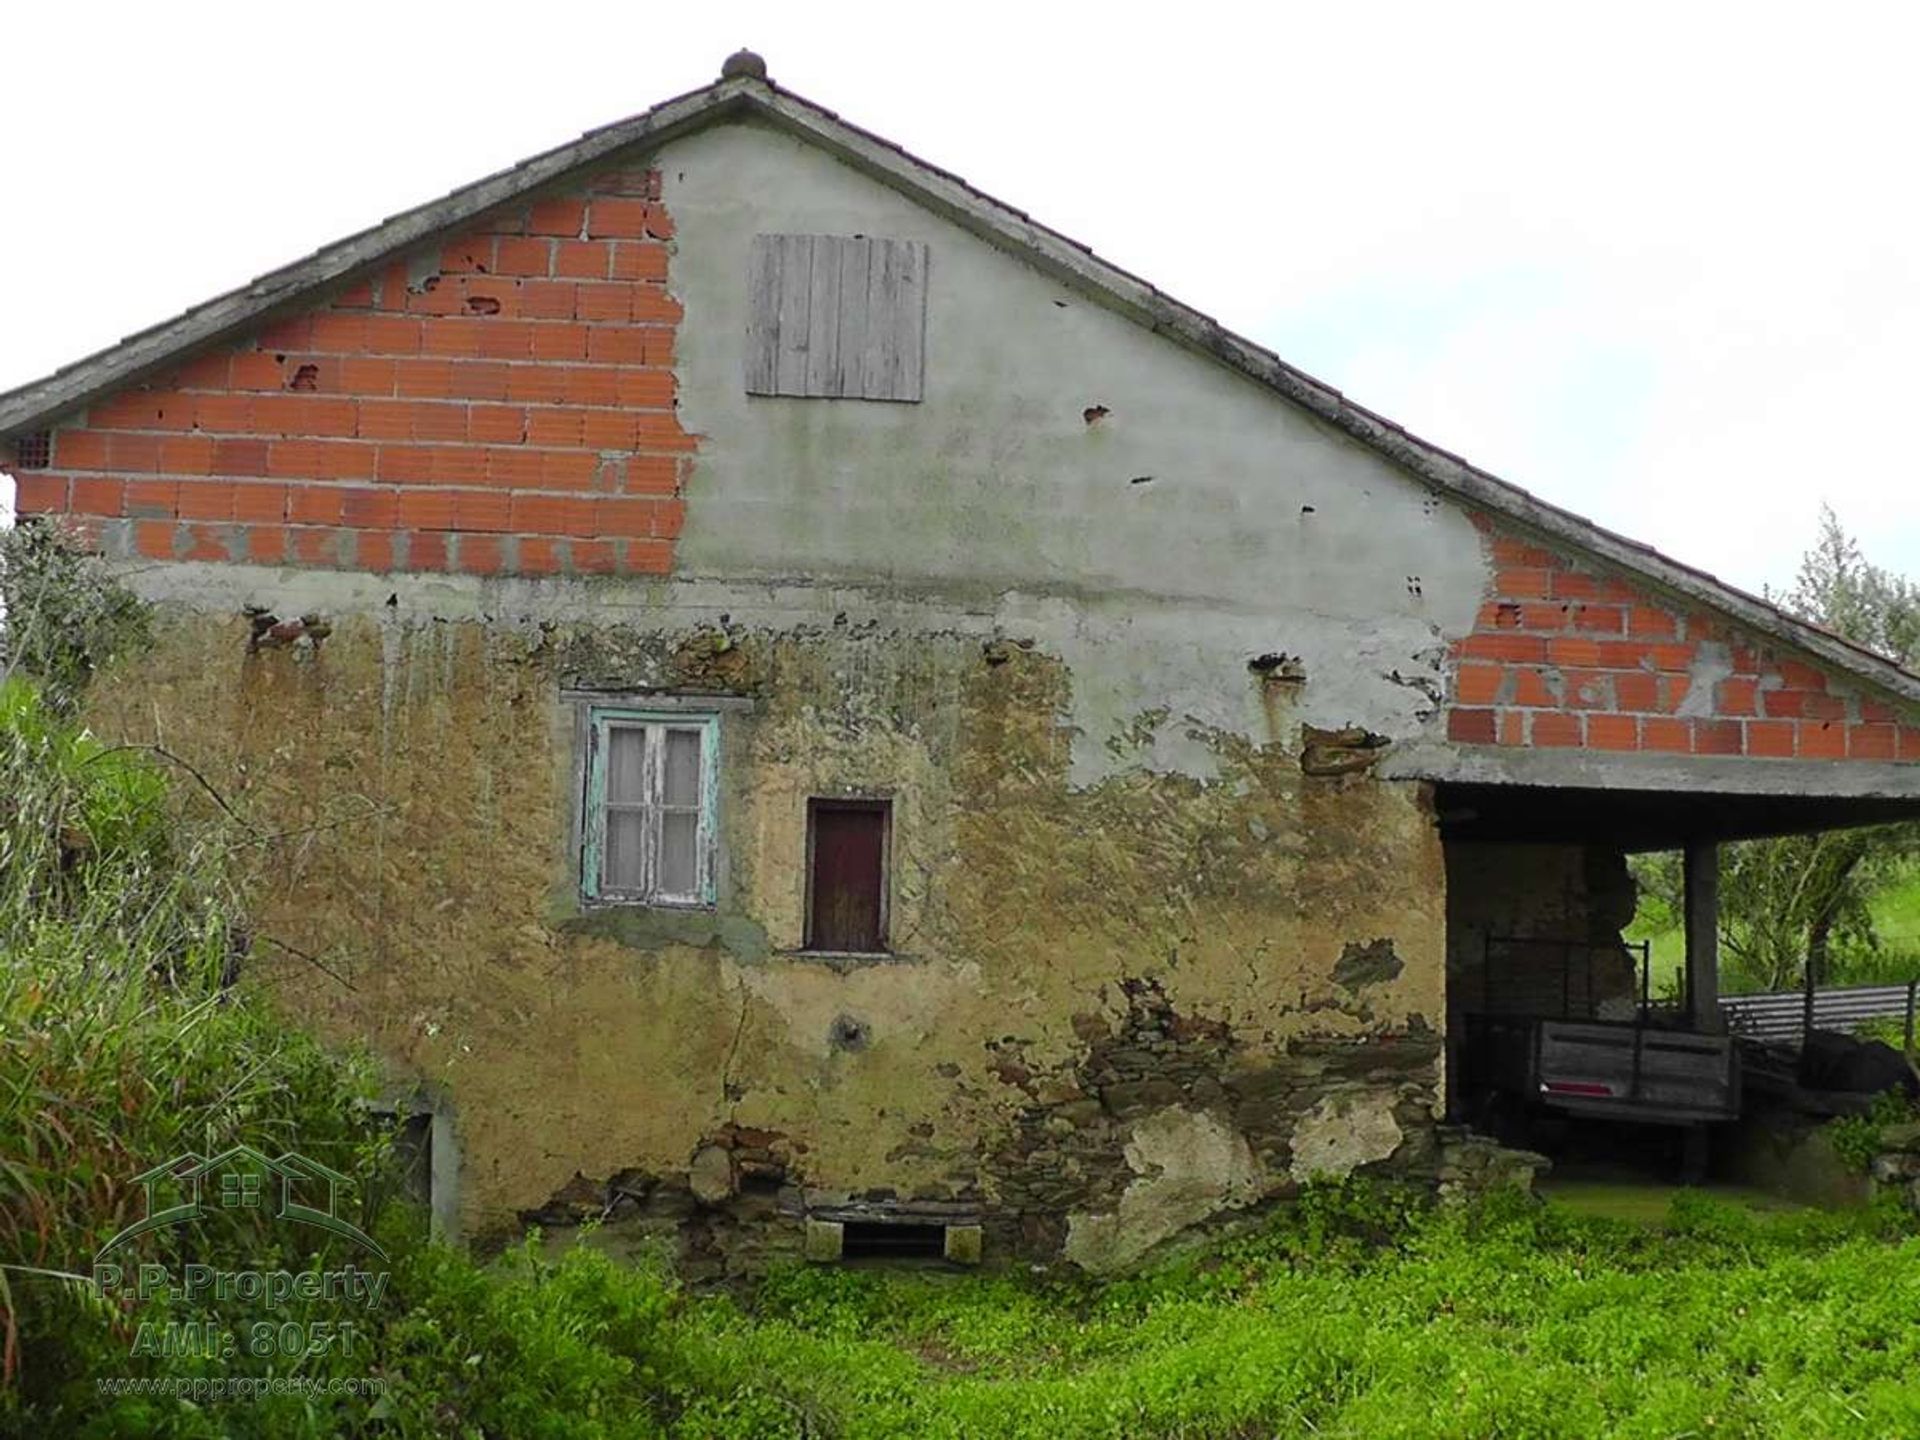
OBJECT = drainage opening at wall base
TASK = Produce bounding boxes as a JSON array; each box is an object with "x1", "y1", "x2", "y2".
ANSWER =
[
  {"x1": 804, "y1": 1215, "x2": 982, "y2": 1266},
  {"x1": 358, "y1": 1095, "x2": 458, "y2": 1240},
  {"x1": 843, "y1": 1221, "x2": 945, "y2": 1259}
]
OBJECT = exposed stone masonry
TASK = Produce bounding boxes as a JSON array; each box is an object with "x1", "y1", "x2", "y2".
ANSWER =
[{"x1": 984, "y1": 977, "x2": 1443, "y2": 1264}]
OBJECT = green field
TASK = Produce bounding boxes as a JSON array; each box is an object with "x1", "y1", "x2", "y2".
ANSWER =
[
  {"x1": 1874, "y1": 865, "x2": 1920, "y2": 958},
  {"x1": 1627, "y1": 856, "x2": 1920, "y2": 1001}
]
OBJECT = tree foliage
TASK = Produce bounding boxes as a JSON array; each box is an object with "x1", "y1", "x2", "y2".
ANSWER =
[{"x1": 1784, "y1": 506, "x2": 1920, "y2": 668}]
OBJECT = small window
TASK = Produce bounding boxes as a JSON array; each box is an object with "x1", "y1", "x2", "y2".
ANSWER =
[
  {"x1": 12, "y1": 430, "x2": 51, "y2": 470},
  {"x1": 582, "y1": 710, "x2": 719, "y2": 906},
  {"x1": 805, "y1": 798, "x2": 889, "y2": 953},
  {"x1": 745, "y1": 235, "x2": 928, "y2": 402}
]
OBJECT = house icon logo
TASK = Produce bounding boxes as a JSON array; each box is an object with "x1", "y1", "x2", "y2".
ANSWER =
[{"x1": 98, "y1": 1144, "x2": 386, "y2": 1260}]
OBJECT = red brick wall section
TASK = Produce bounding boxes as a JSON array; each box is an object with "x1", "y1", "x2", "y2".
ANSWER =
[
  {"x1": 1448, "y1": 516, "x2": 1920, "y2": 762},
  {"x1": 7, "y1": 167, "x2": 688, "y2": 578}
]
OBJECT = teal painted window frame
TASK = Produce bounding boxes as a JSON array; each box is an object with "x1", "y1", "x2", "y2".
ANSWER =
[{"x1": 581, "y1": 708, "x2": 721, "y2": 907}]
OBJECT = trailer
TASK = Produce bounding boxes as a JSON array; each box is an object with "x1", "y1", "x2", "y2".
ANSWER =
[{"x1": 1460, "y1": 935, "x2": 1741, "y2": 1141}]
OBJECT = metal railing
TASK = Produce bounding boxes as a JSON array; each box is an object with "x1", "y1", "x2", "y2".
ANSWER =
[
  {"x1": 1480, "y1": 935, "x2": 1658, "y2": 1022},
  {"x1": 1719, "y1": 980, "x2": 1919, "y2": 1049}
]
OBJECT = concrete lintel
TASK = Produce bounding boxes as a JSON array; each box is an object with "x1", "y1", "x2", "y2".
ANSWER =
[
  {"x1": 559, "y1": 689, "x2": 756, "y2": 712},
  {"x1": 1383, "y1": 740, "x2": 1920, "y2": 803}
]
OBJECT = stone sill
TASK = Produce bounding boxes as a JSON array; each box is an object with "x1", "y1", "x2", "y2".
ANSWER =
[{"x1": 775, "y1": 949, "x2": 916, "y2": 970}]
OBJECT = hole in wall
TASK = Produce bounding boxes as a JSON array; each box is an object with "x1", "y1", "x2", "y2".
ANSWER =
[
  {"x1": 290, "y1": 365, "x2": 320, "y2": 391},
  {"x1": 828, "y1": 1014, "x2": 871, "y2": 1052},
  {"x1": 13, "y1": 430, "x2": 51, "y2": 469},
  {"x1": 840, "y1": 1222, "x2": 946, "y2": 1260}
]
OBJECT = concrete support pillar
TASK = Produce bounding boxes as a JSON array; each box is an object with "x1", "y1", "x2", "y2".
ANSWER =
[{"x1": 1684, "y1": 841, "x2": 1721, "y2": 1032}]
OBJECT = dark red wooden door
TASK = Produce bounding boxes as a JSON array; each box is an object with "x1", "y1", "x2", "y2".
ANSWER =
[{"x1": 809, "y1": 802, "x2": 887, "y2": 952}]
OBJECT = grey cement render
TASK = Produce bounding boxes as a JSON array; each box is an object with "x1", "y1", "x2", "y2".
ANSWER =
[{"x1": 658, "y1": 121, "x2": 1487, "y2": 782}]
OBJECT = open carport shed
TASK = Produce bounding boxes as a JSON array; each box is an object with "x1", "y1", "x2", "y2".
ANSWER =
[{"x1": 1385, "y1": 737, "x2": 1920, "y2": 1136}]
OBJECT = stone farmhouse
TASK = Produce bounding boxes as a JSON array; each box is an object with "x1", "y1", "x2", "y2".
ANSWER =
[{"x1": 4, "y1": 52, "x2": 1917, "y2": 1270}]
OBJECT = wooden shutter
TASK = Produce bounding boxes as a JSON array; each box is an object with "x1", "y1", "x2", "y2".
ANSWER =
[
  {"x1": 807, "y1": 800, "x2": 889, "y2": 952},
  {"x1": 655, "y1": 727, "x2": 704, "y2": 900},
  {"x1": 600, "y1": 724, "x2": 649, "y2": 893},
  {"x1": 746, "y1": 235, "x2": 927, "y2": 401}
]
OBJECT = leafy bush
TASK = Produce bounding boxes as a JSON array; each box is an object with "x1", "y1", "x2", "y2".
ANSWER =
[
  {"x1": 1830, "y1": 1090, "x2": 1920, "y2": 1174},
  {"x1": 0, "y1": 518, "x2": 150, "y2": 712},
  {"x1": 0, "y1": 675, "x2": 385, "y2": 1420}
]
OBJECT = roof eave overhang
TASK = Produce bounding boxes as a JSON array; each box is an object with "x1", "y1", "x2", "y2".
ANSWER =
[{"x1": 1383, "y1": 741, "x2": 1920, "y2": 801}]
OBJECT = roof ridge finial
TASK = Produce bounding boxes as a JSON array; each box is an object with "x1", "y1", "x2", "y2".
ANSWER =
[{"x1": 721, "y1": 48, "x2": 768, "y2": 82}]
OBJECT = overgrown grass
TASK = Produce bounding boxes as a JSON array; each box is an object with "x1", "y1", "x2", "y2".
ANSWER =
[
  {"x1": 0, "y1": 675, "x2": 386, "y2": 1420},
  {"x1": 651, "y1": 1190, "x2": 1920, "y2": 1439},
  {"x1": 1870, "y1": 864, "x2": 1920, "y2": 964},
  {"x1": 20, "y1": 1170, "x2": 1920, "y2": 1437}
]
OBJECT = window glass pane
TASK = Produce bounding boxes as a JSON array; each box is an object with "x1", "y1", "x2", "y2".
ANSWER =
[
  {"x1": 662, "y1": 729, "x2": 702, "y2": 808},
  {"x1": 605, "y1": 725, "x2": 647, "y2": 803},
  {"x1": 658, "y1": 811, "x2": 699, "y2": 896},
  {"x1": 603, "y1": 810, "x2": 646, "y2": 891}
]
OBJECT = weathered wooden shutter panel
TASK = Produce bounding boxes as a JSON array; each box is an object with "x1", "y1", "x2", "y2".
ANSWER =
[
  {"x1": 746, "y1": 235, "x2": 927, "y2": 401},
  {"x1": 743, "y1": 237, "x2": 783, "y2": 395},
  {"x1": 832, "y1": 237, "x2": 872, "y2": 397}
]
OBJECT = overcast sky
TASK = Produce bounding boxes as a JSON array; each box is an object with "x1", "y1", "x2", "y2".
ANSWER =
[{"x1": 3, "y1": 1, "x2": 1915, "y2": 597}]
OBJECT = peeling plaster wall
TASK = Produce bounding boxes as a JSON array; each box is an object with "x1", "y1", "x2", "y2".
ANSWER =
[
  {"x1": 659, "y1": 121, "x2": 1486, "y2": 785},
  {"x1": 86, "y1": 581, "x2": 1448, "y2": 1264}
]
